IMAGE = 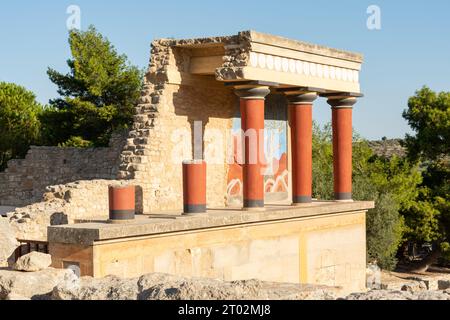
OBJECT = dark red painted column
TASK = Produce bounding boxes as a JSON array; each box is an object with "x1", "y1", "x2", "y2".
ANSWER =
[
  {"x1": 182, "y1": 160, "x2": 207, "y2": 214},
  {"x1": 327, "y1": 96, "x2": 357, "y2": 201},
  {"x1": 108, "y1": 185, "x2": 136, "y2": 221},
  {"x1": 287, "y1": 92, "x2": 317, "y2": 204},
  {"x1": 235, "y1": 86, "x2": 270, "y2": 210}
]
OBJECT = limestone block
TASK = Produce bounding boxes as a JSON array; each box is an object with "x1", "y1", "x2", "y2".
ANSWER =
[
  {"x1": 438, "y1": 280, "x2": 450, "y2": 290},
  {"x1": 0, "y1": 268, "x2": 77, "y2": 300},
  {"x1": 52, "y1": 275, "x2": 139, "y2": 300},
  {"x1": 13, "y1": 252, "x2": 52, "y2": 272},
  {"x1": 0, "y1": 217, "x2": 19, "y2": 266},
  {"x1": 401, "y1": 281, "x2": 427, "y2": 293}
]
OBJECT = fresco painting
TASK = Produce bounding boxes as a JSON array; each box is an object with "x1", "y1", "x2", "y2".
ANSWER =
[{"x1": 226, "y1": 95, "x2": 288, "y2": 205}]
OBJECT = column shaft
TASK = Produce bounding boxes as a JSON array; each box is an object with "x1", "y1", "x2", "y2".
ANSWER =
[
  {"x1": 328, "y1": 97, "x2": 357, "y2": 201},
  {"x1": 287, "y1": 93, "x2": 317, "y2": 204},
  {"x1": 235, "y1": 86, "x2": 270, "y2": 210}
]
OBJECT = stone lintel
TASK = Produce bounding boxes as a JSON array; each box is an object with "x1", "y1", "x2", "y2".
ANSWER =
[
  {"x1": 216, "y1": 67, "x2": 361, "y2": 94},
  {"x1": 245, "y1": 30, "x2": 364, "y2": 63},
  {"x1": 155, "y1": 30, "x2": 363, "y2": 94},
  {"x1": 47, "y1": 201, "x2": 374, "y2": 245}
]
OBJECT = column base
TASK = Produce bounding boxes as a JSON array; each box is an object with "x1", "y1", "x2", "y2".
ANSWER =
[
  {"x1": 334, "y1": 192, "x2": 352, "y2": 201},
  {"x1": 107, "y1": 219, "x2": 135, "y2": 224},
  {"x1": 109, "y1": 209, "x2": 135, "y2": 221},
  {"x1": 243, "y1": 199, "x2": 265, "y2": 211},
  {"x1": 292, "y1": 195, "x2": 312, "y2": 204},
  {"x1": 183, "y1": 204, "x2": 207, "y2": 214}
]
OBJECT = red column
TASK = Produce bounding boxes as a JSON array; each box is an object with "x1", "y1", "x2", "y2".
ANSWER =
[
  {"x1": 235, "y1": 86, "x2": 270, "y2": 210},
  {"x1": 327, "y1": 96, "x2": 357, "y2": 201},
  {"x1": 108, "y1": 185, "x2": 136, "y2": 221},
  {"x1": 182, "y1": 160, "x2": 207, "y2": 214},
  {"x1": 287, "y1": 92, "x2": 317, "y2": 204}
]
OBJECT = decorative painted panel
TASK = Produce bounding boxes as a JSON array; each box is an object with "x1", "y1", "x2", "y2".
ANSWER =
[{"x1": 226, "y1": 94, "x2": 288, "y2": 206}]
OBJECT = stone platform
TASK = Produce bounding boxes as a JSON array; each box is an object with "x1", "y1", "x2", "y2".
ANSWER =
[{"x1": 48, "y1": 201, "x2": 374, "y2": 294}]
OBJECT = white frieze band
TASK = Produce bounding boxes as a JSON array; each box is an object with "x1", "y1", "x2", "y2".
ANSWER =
[{"x1": 249, "y1": 52, "x2": 359, "y2": 83}]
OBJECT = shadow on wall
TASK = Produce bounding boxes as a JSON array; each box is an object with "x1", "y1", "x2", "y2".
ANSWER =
[
  {"x1": 172, "y1": 83, "x2": 236, "y2": 160},
  {"x1": 135, "y1": 185, "x2": 144, "y2": 215},
  {"x1": 49, "y1": 212, "x2": 68, "y2": 225}
]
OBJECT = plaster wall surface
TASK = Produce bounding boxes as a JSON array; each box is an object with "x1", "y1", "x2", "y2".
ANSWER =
[{"x1": 49, "y1": 208, "x2": 367, "y2": 294}]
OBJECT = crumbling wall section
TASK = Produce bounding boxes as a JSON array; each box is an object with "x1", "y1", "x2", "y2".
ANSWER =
[
  {"x1": 6, "y1": 179, "x2": 131, "y2": 241},
  {"x1": 117, "y1": 35, "x2": 246, "y2": 213},
  {"x1": 0, "y1": 131, "x2": 127, "y2": 207}
]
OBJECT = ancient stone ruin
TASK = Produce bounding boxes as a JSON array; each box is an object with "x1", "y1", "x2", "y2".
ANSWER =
[{"x1": 1, "y1": 30, "x2": 375, "y2": 295}]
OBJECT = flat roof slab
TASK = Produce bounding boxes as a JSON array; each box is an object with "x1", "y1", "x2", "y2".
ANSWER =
[{"x1": 48, "y1": 201, "x2": 374, "y2": 245}]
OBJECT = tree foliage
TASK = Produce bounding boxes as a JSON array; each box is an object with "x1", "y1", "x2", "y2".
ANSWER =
[
  {"x1": 401, "y1": 86, "x2": 450, "y2": 253},
  {"x1": 403, "y1": 86, "x2": 450, "y2": 161},
  {"x1": 42, "y1": 26, "x2": 143, "y2": 147},
  {"x1": 312, "y1": 122, "x2": 422, "y2": 269},
  {"x1": 0, "y1": 82, "x2": 43, "y2": 170}
]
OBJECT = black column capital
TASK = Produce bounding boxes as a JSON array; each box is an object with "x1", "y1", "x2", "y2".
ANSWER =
[
  {"x1": 286, "y1": 92, "x2": 318, "y2": 105},
  {"x1": 234, "y1": 86, "x2": 270, "y2": 100},
  {"x1": 326, "y1": 96, "x2": 357, "y2": 109}
]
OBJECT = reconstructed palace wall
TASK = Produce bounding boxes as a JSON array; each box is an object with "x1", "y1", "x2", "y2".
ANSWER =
[
  {"x1": 0, "y1": 132, "x2": 127, "y2": 207},
  {"x1": 0, "y1": 33, "x2": 293, "y2": 214},
  {"x1": 117, "y1": 36, "x2": 290, "y2": 213},
  {"x1": 49, "y1": 209, "x2": 368, "y2": 294},
  {"x1": 121, "y1": 81, "x2": 237, "y2": 212},
  {"x1": 7, "y1": 180, "x2": 130, "y2": 241},
  {"x1": 117, "y1": 39, "x2": 242, "y2": 213}
]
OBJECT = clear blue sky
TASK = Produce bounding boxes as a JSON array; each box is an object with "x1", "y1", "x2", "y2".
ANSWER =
[{"x1": 1, "y1": 0, "x2": 449, "y2": 140}]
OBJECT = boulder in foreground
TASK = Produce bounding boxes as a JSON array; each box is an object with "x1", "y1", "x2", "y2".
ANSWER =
[
  {"x1": 0, "y1": 268, "x2": 77, "y2": 300},
  {"x1": 13, "y1": 251, "x2": 52, "y2": 272},
  {"x1": 0, "y1": 217, "x2": 19, "y2": 267}
]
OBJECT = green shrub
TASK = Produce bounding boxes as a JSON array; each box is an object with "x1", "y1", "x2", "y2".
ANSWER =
[{"x1": 0, "y1": 82, "x2": 43, "y2": 171}]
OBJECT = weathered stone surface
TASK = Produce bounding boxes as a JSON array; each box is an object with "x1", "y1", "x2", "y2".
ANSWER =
[
  {"x1": 13, "y1": 252, "x2": 52, "y2": 272},
  {"x1": 48, "y1": 201, "x2": 374, "y2": 245},
  {"x1": 342, "y1": 270, "x2": 450, "y2": 300},
  {"x1": 380, "y1": 270, "x2": 450, "y2": 292},
  {"x1": 52, "y1": 272, "x2": 338, "y2": 300},
  {"x1": 5, "y1": 293, "x2": 31, "y2": 300},
  {"x1": 137, "y1": 273, "x2": 337, "y2": 300},
  {"x1": 415, "y1": 290, "x2": 450, "y2": 300},
  {"x1": 0, "y1": 206, "x2": 15, "y2": 217},
  {"x1": 0, "y1": 268, "x2": 77, "y2": 300},
  {"x1": 343, "y1": 290, "x2": 414, "y2": 300},
  {"x1": 0, "y1": 217, "x2": 19, "y2": 267},
  {"x1": 0, "y1": 131, "x2": 128, "y2": 208},
  {"x1": 341, "y1": 289, "x2": 450, "y2": 300},
  {"x1": 52, "y1": 275, "x2": 139, "y2": 300},
  {"x1": 400, "y1": 281, "x2": 427, "y2": 293},
  {"x1": 7, "y1": 179, "x2": 132, "y2": 241},
  {"x1": 438, "y1": 280, "x2": 450, "y2": 290},
  {"x1": 3, "y1": 268, "x2": 450, "y2": 300}
]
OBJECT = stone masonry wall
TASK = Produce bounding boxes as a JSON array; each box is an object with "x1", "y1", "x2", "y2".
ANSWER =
[
  {"x1": 0, "y1": 32, "x2": 257, "y2": 242},
  {"x1": 6, "y1": 179, "x2": 131, "y2": 241},
  {"x1": 1, "y1": 33, "x2": 249, "y2": 216},
  {"x1": 0, "y1": 131, "x2": 127, "y2": 207},
  {"x1": 117, "y1": 36, "x2": 245, "y2": 213}
]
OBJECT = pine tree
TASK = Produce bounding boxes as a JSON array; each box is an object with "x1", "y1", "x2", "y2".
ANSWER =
[{"x1": 42, "y1": 26, "x2": 143, "y2": 147}]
